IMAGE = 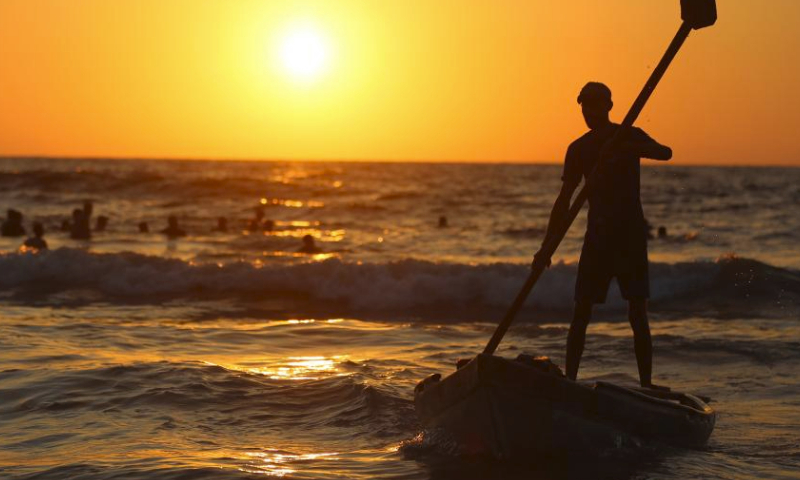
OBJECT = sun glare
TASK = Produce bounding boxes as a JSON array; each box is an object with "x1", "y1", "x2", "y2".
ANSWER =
[{"x1": 278, "y1": 26, "x2": 330, "y2": 82}]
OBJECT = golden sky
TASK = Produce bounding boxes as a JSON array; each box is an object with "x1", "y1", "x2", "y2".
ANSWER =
[{"x1": 1, "y1": 0, "x2": 798, "y2": 165}]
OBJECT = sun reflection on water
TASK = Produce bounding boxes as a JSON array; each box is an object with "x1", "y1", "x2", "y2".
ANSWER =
[
  {"x1": 240, "y1": 450, "x2": 339, "y2": 477},
  {"x1": 254, "y1": 251, "x2": 339, "y2": 262},
  {"x1": 258, "y1": 198, "x2": 325, "y2": 209},
  {"x1": 247, "y1": 355, "x2": 348, "y2": 381}
]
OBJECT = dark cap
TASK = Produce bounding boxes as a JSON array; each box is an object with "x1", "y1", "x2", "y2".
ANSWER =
[{"x1": 577, "y1": 82, "x2": 612, "y2": 108}]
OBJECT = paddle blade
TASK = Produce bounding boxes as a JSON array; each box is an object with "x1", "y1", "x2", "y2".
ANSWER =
[{"x1": 681, "y1": 0, "x2": 717, "y2": 29}]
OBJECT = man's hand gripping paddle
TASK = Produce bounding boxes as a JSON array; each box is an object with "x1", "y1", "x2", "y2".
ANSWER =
[{"x1": 483, "y1": 0, "x2": 717, "y2": 356}]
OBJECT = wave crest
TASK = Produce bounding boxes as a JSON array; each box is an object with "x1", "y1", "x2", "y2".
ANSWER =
[{"x1": 1, "y1": 249, "x2": 797, "y2": 318}]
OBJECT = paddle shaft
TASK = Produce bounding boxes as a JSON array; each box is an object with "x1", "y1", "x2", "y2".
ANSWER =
[{"x1": 484, "y1": 22, "x2": 694, "y2": 356}]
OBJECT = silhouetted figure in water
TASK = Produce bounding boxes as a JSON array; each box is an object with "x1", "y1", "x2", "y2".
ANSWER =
[
  {"x1": 60, "y1": 219, "x2": 71, "y2": 232},
  {"x1": 138, "y1": 222, "x2": 149, "y2": 233},
  {"x1": 2, "y1": 209, "x2": 26, "y2": 237},
  {"x1": 23, "y1": 222, "x2": 47, "y2": 251},
  {"x1": 248, "y1": 206, "x2": 265, "y2": 231},
  {"x1": 161, "y1": 215, "x2": 186, "y2": 238},
  {"x1": 96, "y1": 215, "x2": 109, "y2": 232},
  {"x1": 298, "y1": 234, "x2": 321, "y2": 254},
  {"x1": 70, "y1": 209, "x2": 91, "y2": 240},
  {"x1": 264, "y1": 219, "x2": 275, "y2": 232},
  {"x1": 657, "y1": 226, "x2": 668, "y2": 238},
  {"x1": 212, "y1": 217, "x2": 228, "y2": 232},
  {"x1": 438, "y1": 216, "x2": 448, "y2": 228},
  {"x1": 536, "y1": 82, "x2": 672, "y2": 389}
]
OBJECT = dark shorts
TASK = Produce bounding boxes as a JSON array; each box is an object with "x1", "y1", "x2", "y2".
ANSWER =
[{"x1": 575, "y1": 224, "x2": 650, "y2": 304}]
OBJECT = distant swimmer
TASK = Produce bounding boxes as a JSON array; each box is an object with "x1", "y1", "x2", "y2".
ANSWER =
[
  {"x1": 212, "y1": 217, "x2": 228, "y2": 232},
  {"x1": 298, "y1": 234, "x2": 321, "y2": 254},
  {"x1": 70, "y1": 208, "x2": 91, "y2": 240},
  {"x1": 138, "y1": 221, "x2": 150, "y2": 233},
  {"x1": 264, "y1": 219, "x2": 275, "y2": 232},
  {"x1": 83, "y1": 200, "x2": 94, "y2": 219},
  {"x1": 438, "y1": 216, "x2": 448, "y2": 228},
  {"x1": 248, "y1": 206, "x2": 265, "y2": 231},
  {"x1": 657, "y1": 226, "x2": 668, "y2": 238},
  {"x1": 536, "y1": 82, "x2": 672, "y2": 390},
  {"x1": 96, "y1": 215, "x2": 109, "y2": 232},
  {"x1": 1, "y1": 209, "x2": 26, "y2": 237},
  {"x1": 23, "y1": 222, "x2": 48, "y2": 251},
  {"x1": 161, "y1": 215, "x2": 187, "y2": 238}
]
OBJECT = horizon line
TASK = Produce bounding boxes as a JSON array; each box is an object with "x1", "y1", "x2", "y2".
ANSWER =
[{"x1": 0, "y1": 155, "x2": 797, "y2": 169}]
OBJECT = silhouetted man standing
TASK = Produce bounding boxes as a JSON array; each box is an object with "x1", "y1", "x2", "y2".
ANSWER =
[{"x1": 537, "y1": 82, "x2": 672, "y2": 388}]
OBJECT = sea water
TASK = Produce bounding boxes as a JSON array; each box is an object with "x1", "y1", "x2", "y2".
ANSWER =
[{"x1": 0, "y1": 158, "x2": 798, "y2": 479}]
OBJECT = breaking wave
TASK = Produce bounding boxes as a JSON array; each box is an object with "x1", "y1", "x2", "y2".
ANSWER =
[{"x1": 0, "y1": 249, "x2": 797, "y2": 318}]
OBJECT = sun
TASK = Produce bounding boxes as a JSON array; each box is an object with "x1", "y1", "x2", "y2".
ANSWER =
[{"x1": 278, "y1": 26, "x2": 330, "y2": 82}]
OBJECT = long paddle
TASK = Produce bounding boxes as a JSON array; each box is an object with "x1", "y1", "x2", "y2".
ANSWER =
[{"x1": 484, "y1": 0, "x2": 717, "y2": 355}]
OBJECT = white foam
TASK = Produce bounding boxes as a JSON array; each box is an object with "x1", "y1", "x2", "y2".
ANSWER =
[{"x1": 1, "y1": 249, "x2": 795, "y2": 315}]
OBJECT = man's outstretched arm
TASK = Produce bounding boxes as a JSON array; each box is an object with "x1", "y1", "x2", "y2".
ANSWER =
[{"x1": 619, "y1": 130, "x2": 672, "y2": 161}]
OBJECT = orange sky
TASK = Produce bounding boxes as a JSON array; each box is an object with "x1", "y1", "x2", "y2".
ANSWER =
[{"x1": 1, "y1": 0, "x2": 799, "y2": 165}]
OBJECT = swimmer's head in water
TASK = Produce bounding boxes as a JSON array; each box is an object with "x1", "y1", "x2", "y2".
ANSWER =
[
  {"x1": 578, "y1": 82, "x2": 612, "y2": 130},
  {"x1": 302, "y1": 234, "x2": 315, "y2": 247}
]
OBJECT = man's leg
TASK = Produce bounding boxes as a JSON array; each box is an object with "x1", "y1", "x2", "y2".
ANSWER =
[
  {"x1": 566, "y1": 300, "x2": 593, "y2": 381},
  {"x1": 628, "y1": 298, "x2": 652, "y2": 387}
]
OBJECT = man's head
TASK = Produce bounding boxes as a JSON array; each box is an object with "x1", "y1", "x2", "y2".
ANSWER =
[{"x1": 577, "y1": 82, "x2": 612, "y2": 130}]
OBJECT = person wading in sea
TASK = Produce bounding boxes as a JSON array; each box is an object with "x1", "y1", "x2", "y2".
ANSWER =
[{"x1": 536, "y1": 82, "x2": 672, "y2": 389}]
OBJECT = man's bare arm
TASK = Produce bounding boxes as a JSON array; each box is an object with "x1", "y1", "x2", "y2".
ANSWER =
[
  {"x1": 620, "y1": 140, "x2": 672, "y2": 161},
  {"x1": 535, "y1": 179, "x2": 579, "y2": 265}
]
